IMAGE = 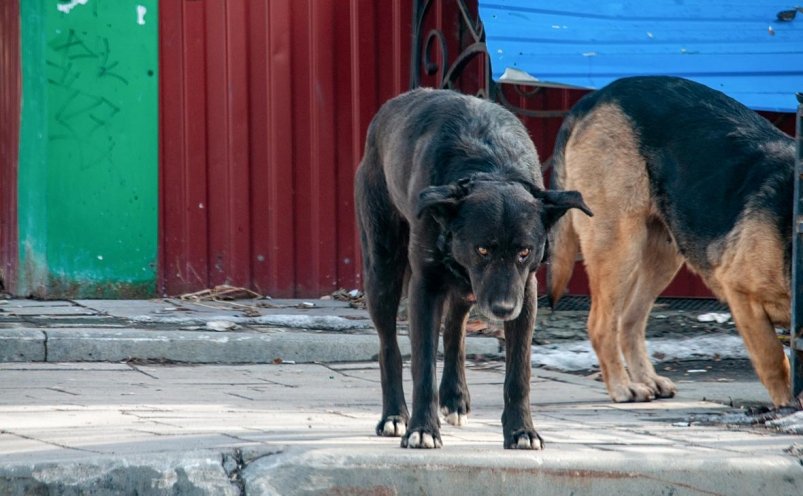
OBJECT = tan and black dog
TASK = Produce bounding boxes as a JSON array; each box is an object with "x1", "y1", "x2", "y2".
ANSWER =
[
  {"x1": 548, "y1": 76, "x2": 795, "y2": 406},
  {"x1": 355, "y1": 88, "x2": 591, "y2": 449}
]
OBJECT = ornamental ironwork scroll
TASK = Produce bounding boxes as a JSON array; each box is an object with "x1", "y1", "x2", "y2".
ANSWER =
[{"x1": 409, "y1": 0, "x2": 566, "y2": 119}]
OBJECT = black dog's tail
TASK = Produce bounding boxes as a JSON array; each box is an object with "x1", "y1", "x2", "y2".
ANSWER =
[{"x1": 546, "y1": 113, "x2": 581, "y2": 309}]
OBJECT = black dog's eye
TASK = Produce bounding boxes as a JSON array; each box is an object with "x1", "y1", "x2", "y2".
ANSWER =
[
  {"x1": 477, "y1": 246, "x2": 489, "y2": 257},
  {"x1": 518, "y1": 248, "x2": 531, "y2": 262}
]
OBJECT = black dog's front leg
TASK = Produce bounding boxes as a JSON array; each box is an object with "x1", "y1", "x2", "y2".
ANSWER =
[
  {"x1": 402, "y1": 272, "x2": 446, "y2": 449},
  {"x1": 439, "y1": 290, "x2": 472, "y2": 427},
  {"x1": 502, "y1": 275, "x2": 544, "y2": 449}
]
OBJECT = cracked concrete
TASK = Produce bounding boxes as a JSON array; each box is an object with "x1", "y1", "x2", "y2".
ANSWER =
[
  {"x1": 0, "y1": 298, "x2": 800, "y2": 494},
  {"x1": 222, "y1": 449, "x2": 246, "y2": 495},
  {"x1": 0, "y1": 361, "x2": 800, "y2": 495},
  {"x1": 0, "y1": 451, "x2": 241, "y2": 496}
]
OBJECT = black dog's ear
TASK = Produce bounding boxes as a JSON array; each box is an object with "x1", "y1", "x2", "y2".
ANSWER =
[
  {"x1": 416, "y1": 184, "x2": 464, "y2": 227},
  {"x1": 536, "y1": 190, "x2": 593, "y2": 228}
]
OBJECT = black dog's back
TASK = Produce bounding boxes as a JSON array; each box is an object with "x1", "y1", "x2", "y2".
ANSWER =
[{"x1": 361, "y1": 88, "x2": 542, "y2": 222}]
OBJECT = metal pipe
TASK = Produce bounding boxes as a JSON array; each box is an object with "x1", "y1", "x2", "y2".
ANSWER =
[{"x1": 791, "y1": 92, "x2": 803, "y2": 400}]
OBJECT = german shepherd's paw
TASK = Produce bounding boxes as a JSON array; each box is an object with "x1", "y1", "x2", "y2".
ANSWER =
[
  {"x1": 401, "y1": 428, "x2": 443, "y2": 449},
  {"x1": 376, "y1": 415, "x2": 407, "y2": 437},
  {"x1": 609, "y1": 382, "x2": 656, "y2": 402},
  {"x1": 630, "y1": 374, "x2": 678, "y2": 399},
  {"x1": 649, "y1": 375, "x2": 677, "y2": 399},
  {"x1": 504, "y1": 428, "x2": 545, "y2": 450}
]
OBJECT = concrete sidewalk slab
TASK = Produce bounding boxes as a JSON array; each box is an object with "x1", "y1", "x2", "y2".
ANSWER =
[
  {"x1": 244, "y1": 445, "x2": 801, "y2": 496},
  {"x1": 75, "y1": 298, "x2": 372, "y2": 322},
  {"x1": 0, "y1": 362, "x2": 799, "y2": 495},
  {"x1": 43, "y1": 328, "x2": 382, "y2": 363},
  {"x1": 0, "y1": 451, "x2": 239, "y2": 496},
  {"x1": 0, "y1": 329, "x2": 45, "y2": 361},
  {"x1": 0, "y1": 297, "x2": 501, "y2": 364},
  {"x1": 0, "y1": 299, "x2": 800, "y2": 494},
  {"x1": 0, "y1": 298, "x2": 750, "y2": 367},
  {"x1": 17, "y1": 327, "x2": 497, "y2": 364}
]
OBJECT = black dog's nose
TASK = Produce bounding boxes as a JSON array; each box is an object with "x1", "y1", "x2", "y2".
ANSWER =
[{"x1": 491, "y1": 301, "x2": 516, "y2": 319}]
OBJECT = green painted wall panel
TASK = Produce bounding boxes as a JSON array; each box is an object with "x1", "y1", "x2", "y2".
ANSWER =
[{"x1": 19, "y1": 0, "x2": 158, "y2": 298}]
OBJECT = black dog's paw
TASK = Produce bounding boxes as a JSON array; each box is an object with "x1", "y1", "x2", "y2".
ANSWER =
[
  {"x1": 504, "y1": 429, "x2": 544, "y2": 450},
  {"x1": 440, "y1": 405, "x2": 469, "y2": 426},
  {"x1": 439, "y1": 390, "x2": 470, "y2": 426},
  {"x1": 439, "y1": 381, "x2": 471, "y2": 426},
  {"x1": 376, "y1": 415, "x2": 407, "y2": 437},
  {"x1": 401, "y1": 428, "x2": 443, "y2": 449}
]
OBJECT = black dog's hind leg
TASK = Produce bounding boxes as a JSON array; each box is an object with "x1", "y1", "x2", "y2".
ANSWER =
[
  {"x1": 367, "y1": 254, "x2": 408, "y2": 437},
  {"x1": 356, "y1": 163, "x2": 409, "y2": 438},
  {"x1": 439, "y1": 291, "x2": 472, "y2": 426},
  {"x1": 502, "y1": 275, "x2": 544, "y2": 449},
  {"x1": 402, "y1": 271, "x2": 446, "y2": 448}
]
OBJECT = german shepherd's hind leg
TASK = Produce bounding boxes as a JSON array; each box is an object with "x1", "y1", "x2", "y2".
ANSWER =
[
  {"x1": 618, "y1": 219, "x2": 682, "y2": 399},
  {"x1": 439, "y1": 290, "x2": 472, "y2": 426},
  {"x1": 725, "y1": 291, "x2": 791, "y2": 406},
  {"x1": 585, "y1": 218, "x2": 656, "y2": 402},
  {"x1": 355, "y1": 161, "x2": 410, "y2": 438}
]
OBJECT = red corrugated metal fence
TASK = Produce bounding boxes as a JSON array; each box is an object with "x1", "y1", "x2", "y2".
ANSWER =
[
  {"x1": 0, "y1": 0, "x2": 19, "y2": 293},
  {"x1": 158, "y1": 0, "x2": 796, "y2": 299},
  {"x1": 159, "y1": 0, "x2": 411, "y2": 297}
]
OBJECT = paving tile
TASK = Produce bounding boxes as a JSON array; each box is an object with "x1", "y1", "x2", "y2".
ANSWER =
[{"x1": 0, "y1": 306, "x2": 98, "y2": 316}]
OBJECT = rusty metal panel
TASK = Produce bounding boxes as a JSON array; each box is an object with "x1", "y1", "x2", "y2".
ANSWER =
[
  {"x1": 159, "y1": 0, "x2": 411, "y2": 298},
  {"x1": 0, "y1": 0, "x2": 19, "y2": 294}
]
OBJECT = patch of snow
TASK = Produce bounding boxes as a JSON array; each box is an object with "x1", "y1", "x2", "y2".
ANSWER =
[
  {"x1": 531, "y1": 334, "x2": 750, "y2": 371},
  {"x1": 254, "y1": 315, "x2": 372, "y2": 331},
  {"x1": 766, "y1": 411, "x2": 803, "y2": 434},
  {"x1": 206, "y1": 320, "x2": 238, "y2": 331},
  {"x1": 697, "y1": 312, "x2": 731, "y2": 324},
  {"x1": 131, "y1": 315, "x2": 216, "y2": 324},
  {"x1": 130, "y1": 313, "x2": 372, "y2": 331}
]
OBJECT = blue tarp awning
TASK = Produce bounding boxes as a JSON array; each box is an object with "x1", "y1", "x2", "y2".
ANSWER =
[{"x1": 479, "y1": 1, "x2": 803, "y2": 112}]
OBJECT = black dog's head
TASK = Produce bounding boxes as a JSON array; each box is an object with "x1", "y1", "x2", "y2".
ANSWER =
[{"x1": 416, "y1": 176, "x2": 592, "y2": 321}]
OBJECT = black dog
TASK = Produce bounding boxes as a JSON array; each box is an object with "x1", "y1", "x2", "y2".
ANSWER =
[{"x1": 355, "y1": 88, "x2": 592, "y2": 449}]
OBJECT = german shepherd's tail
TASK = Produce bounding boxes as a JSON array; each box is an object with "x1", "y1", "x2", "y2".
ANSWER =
[{"x1": 546, "y1": 113, "x2": 581, "y2": 309}]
